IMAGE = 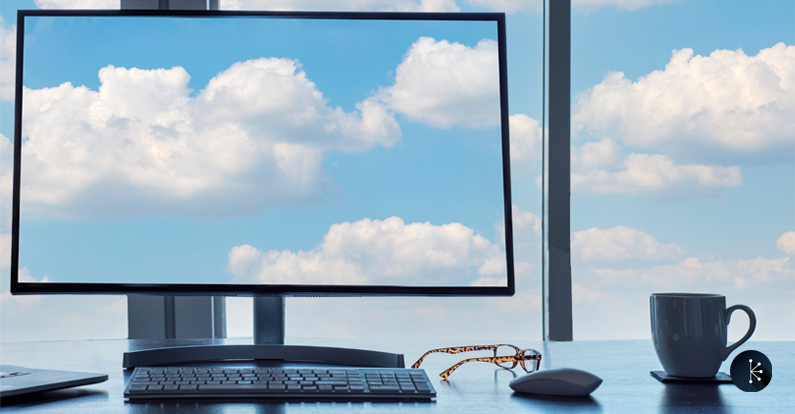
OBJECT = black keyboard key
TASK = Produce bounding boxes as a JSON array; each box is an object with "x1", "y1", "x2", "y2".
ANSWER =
[
  {"x1": 316, "y1": 381, "x2": 347, "y2": 386},
  {"x1": 199, "y1": 384, "x2": 270, "y2": 392},
  {"x1": 369, "y1": 385, "x2": 400, "y2": 393}
]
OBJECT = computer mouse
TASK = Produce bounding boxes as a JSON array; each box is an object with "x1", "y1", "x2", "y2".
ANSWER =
[{"x1": 509, "y1": 368, "x2": 602, "y2": 397}]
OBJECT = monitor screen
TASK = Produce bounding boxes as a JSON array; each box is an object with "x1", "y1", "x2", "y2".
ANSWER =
[{"x1": 11, "y1": 10, "x2": 513, "y2": 296}]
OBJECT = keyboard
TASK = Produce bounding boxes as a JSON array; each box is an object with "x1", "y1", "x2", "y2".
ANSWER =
[{"x1": 125, "y1": 367, "x2": 436, "y2": 400}]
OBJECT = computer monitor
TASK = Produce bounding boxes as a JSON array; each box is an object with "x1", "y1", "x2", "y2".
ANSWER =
[{"x1": 10, "y1": 9, "x2": 513, "y2": 366}]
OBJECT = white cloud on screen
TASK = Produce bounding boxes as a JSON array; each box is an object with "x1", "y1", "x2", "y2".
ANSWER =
[
  {"x1": 221, "y1": 0, "x2": 459, "y2": 11},
  {"x1": 778, "y1": 231, "x2": 795, "y2": 256},
  {"x1": 228, "y1": 216, "x2": 506, "y2": 285},
  {"x1": 571, "y1": 225, "x2": 684, "y2": 261},
  {"x1": 380, "y1": 37, "x2": 500, "y2": 129},
  {"x1": 0, "y1": 18, "x2": 15, "y2": 102},
  {"x1": 571, "y1": 152, "x2": 742, "y2": 200},
  {"x1": 573, "y1": 43, "x2": 795, "y2": 165},
  {"x1": 14, "y1": 59, "x2": 400, "y2": 219},
  {"x1": 17, "y1": 267, "x2": 49, "y2": 283},
  {"x1": 33, "y1": 0, "x2": 119, "y2": 8}
]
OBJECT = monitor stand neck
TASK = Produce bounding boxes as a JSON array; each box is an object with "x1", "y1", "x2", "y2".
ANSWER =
[{"x1": 122, "y1": 296, "x2": 404, "y2": 369}]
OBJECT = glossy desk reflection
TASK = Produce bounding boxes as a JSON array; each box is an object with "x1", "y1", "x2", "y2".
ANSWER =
[{"x1": 0, "y1": 338, "x2": 792, "y2": 413}]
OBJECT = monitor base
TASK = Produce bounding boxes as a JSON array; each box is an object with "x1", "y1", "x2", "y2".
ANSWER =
[
  {"x1": 122, "y1": 344, "x2": 405, "y2": 369},
  {"x1": 123, "y1": 297, "x2": 404, "y2": 369}
]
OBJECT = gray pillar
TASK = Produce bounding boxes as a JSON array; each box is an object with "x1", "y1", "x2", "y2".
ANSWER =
[
  {"x1": 127, "y1": 295, "x2": 226, "y2": 339},
  {"x1": 547, "y1": 0, "x2": 573, "y2": 341},
  {"x1": 253, "y1": 297, "x2": 285, "y2": 345},
  {"x1": 127, "y1": 295, "x2": 168, "y2": 339}
]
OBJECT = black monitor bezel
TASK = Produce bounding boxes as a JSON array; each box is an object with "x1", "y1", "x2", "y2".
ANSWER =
[{"x1": 11, "y1": 9, "x2": 514, "y2": 297}]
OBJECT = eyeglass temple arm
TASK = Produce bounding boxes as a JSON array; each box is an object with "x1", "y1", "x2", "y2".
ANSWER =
[
  {"x1": 410, "y1": 345, "x2": 506, "y2": 369},
  {"x1": 439, "y1": 356, "x2": 525, "y2": 378}
]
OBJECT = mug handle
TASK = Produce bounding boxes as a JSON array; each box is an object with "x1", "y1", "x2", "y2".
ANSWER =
[{"x1": 722, "y1": 304, "x2": 756, "y2": 361}]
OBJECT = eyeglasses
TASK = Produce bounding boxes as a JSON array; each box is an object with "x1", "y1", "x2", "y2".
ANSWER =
[{"x1": 411, "y1": 344, "x2": 542, "y2": 378}]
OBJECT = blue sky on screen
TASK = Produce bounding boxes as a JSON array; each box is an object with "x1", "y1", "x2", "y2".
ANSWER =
[
  {"x1": 13, "y1": 15, "x2": 509, "y2": 287},
  {"x1": 0, "y1": 0, "x2": 793, "y2": 343}
]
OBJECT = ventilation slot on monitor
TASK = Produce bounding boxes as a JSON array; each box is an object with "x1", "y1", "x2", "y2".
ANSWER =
[{"x1": 293, "y1": 295, "x2": 363, "y2": 298}]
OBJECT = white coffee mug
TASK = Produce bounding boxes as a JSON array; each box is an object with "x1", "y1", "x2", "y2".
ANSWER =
[{"x1": 650, "y1": 293, "x2": 756, "y2": 378}]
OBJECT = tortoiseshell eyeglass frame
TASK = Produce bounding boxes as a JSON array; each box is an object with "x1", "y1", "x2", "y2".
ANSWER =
[{"x1": 411, "y1": 344, "x2": 542, "y2": 378}]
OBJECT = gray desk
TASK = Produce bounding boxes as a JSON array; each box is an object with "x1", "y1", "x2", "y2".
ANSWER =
[{"x1": 0, "y1": 338, "x2": 792, "y2": 413}]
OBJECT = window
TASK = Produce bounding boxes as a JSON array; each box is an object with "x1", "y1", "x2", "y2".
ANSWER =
[
  {"x1": 2, "y1": 0, "x2": 788, "y2": 343},
  {"x1": 569, "y1": 0, "x2": 794, "y2": 341}
]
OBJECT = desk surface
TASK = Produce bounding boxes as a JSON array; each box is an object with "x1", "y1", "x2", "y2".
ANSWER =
[{"x1": 0, "y1": 338, "x2": 792, "y2": 413}]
